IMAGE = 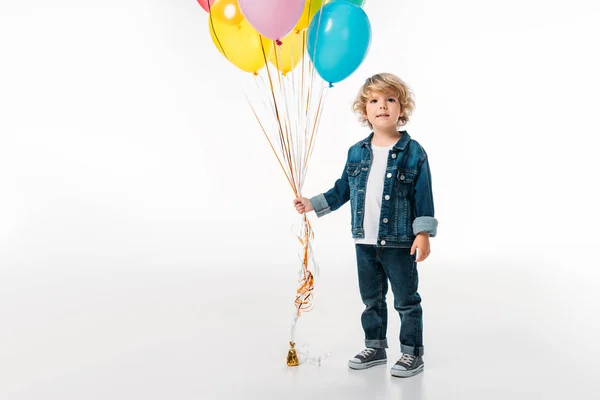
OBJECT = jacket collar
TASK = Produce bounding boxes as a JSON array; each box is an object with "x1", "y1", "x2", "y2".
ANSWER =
[{"x1": 361, "y1": 130, "x2": 410, "y2": 151}]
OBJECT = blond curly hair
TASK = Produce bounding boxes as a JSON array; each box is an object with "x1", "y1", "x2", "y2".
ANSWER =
[{"x1": 352, "y1": 73, "x2": 416, "y2": 129}]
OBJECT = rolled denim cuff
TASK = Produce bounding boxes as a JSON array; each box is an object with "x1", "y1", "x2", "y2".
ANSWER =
[
  {"x1": 365, "y1": 339, "x2": 388, "y2": 349},
  {"x1": 400, "y1": 344, "x2": 424, "y2": 356},
  {"x1": 310, "y1": 194, "x2": 331, "y2": 218},
  {"x1": 413, "y1": 216, "x2": 438, "y2": 237}
]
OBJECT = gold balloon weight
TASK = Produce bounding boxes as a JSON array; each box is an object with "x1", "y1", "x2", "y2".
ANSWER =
[{"x1": 287, "y1": 341, "x2": 300, "y2": 366}]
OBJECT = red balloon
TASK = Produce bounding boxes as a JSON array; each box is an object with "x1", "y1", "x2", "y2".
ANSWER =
[{"x1": 196, "y1": 0, "x2": 213, "y2": 12}]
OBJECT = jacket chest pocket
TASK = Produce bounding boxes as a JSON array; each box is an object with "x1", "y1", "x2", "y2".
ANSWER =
[
  {"x1": 395, "y1": 169, "x2": 415, "y2": 197},
  {"x1": 346, "y1": 163, "x2": 362, "y2": 188}
]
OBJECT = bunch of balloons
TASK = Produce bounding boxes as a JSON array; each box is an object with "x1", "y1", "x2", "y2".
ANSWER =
[{"x1": 198, "y1": 0, "x2": 371, "y2": 85}]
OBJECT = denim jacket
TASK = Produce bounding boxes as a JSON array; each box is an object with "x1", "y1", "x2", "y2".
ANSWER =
[{"x1": 310, "y1": 131, "x2": 438, "y2": 248}]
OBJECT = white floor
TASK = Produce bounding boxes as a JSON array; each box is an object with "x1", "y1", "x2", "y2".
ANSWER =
[{"x1": 1, "y1": 249, "x2": 598, "y2": 400}]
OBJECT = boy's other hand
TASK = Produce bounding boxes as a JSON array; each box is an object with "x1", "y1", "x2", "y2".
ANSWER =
[
  {"x1": 411, "y1": 232, "x2": 431, "y2": 262},
  {"x1": 293, "y1": 197, "x2": 313, "y2": 214}
]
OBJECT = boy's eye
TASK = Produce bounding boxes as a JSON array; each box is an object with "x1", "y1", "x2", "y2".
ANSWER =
[
  {"x1": 370, "y1": 99, "x2": 377, "y2": 103},
  {"x1": 387, "y1": 98, "x2": 396, "y2": 102}
]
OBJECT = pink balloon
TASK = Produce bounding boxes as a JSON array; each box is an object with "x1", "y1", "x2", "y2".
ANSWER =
[{"x1": 238, "y1": 0, "x2": 305, "y2": 41}]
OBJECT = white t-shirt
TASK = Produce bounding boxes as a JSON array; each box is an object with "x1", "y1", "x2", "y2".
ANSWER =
[{"x1": 355, "y1": 144, "x2": 394, "y2": 245}]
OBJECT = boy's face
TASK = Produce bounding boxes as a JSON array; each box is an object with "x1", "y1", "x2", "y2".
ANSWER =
[{"x1": 366, "y1": 90, "x2": 402, "y2": 131}]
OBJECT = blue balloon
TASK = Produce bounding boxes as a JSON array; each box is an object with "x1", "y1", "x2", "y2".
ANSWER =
[
  {"x1": 307, "y1": 1, "x2": 371, "y2": 86},
  {"x1": 329, "y1": 0, "x2": 366, "y2": 7}
]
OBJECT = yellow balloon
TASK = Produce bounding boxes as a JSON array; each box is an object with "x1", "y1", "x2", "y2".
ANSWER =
[
  {"x1": 210, "y1": 0, "x2": 243, "y2": 27},
  {"x1": 209, "y1": 17, "x2": 272, "y2": 74},
  {"x1": 269, "y1": 31, "x2": 305, "y2": 76},
  {"x1": 294, "y1": 0, "x2": 329, "y2": 32}
]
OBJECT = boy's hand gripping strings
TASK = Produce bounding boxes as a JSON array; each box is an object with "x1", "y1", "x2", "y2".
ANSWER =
[{"x1": 293, "y1": 197, "x2": 313, "y2": 214}]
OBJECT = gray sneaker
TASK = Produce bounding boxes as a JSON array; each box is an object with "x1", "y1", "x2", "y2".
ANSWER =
[
  {"x1": 390, "y1": 354, "x2": 424, "y2": 377},
  {"x1": 348, "y1": 348, "x2": 387, "y2": 370}
]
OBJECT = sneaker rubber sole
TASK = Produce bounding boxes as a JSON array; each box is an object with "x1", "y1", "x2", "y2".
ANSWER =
[
  {"x1": 348, "y1": 358, "x2": 387, "y2": 370},
  {"x1": 390, "y1": 363, "x2": 424, "y2": 377}
]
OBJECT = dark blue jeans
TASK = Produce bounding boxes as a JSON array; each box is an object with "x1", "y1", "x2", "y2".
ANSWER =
[{"x1": 355, "y1": 244, "x2": 424, "y2": 356}]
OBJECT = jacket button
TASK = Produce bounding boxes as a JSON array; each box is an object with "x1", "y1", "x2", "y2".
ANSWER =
[
  {"x1": 384, "y1": 195, "x2": 390, "y2": 200},
  {"x1": 383, "y1": 218, "x2": 388, "y2": 223},
  {"x1": 391, "y1": 154, "x2": 397, "y2": 158},
  {"x1": 400, "y1": 174, "x2": 405, "y2": 181},
  {"x1": 380, "y1": 240, "x2": 386, "y2": 245},
  {"x1": 386, "y1": 173, "x2": 392, "y2": 178}
]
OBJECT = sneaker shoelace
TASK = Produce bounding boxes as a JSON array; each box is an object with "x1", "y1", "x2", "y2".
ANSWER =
[
  {"x1": 399, "y1": 353, "x2": 416, "y2": 365},
  {"x1": 358, "y1": 348, "x2": 376, "y2": 358}
]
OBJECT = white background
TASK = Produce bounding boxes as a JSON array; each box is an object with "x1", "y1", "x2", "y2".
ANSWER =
[{"x1": 1, "y1": 1, "x2": 599, "y2": 399}]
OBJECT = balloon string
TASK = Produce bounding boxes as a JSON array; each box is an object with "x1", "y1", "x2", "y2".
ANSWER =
[
  {"x1": 260, "y1": 41, "x2": 299, "y2": 194},
  {"x1": 293, "y1": 215, "x2": 316, "y2": 315},
  {"x1": 273, "y1": 42, "x2": 297, "y2": 188},
  {"x1": 243, "y1": 87, "x2": 297, "y2": 194},
  {"x1": 302, "y1": 82, "x2": 328, "y2": 187}
]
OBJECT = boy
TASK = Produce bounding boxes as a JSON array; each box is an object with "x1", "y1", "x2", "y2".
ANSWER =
[{"x1": 293, "y1": 73, "x2": 438, "y2": 377}]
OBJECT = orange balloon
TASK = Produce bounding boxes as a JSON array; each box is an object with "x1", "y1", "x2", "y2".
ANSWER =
[{"x1": 210, "y1": 0, "x2": 243, "y2": 26}]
